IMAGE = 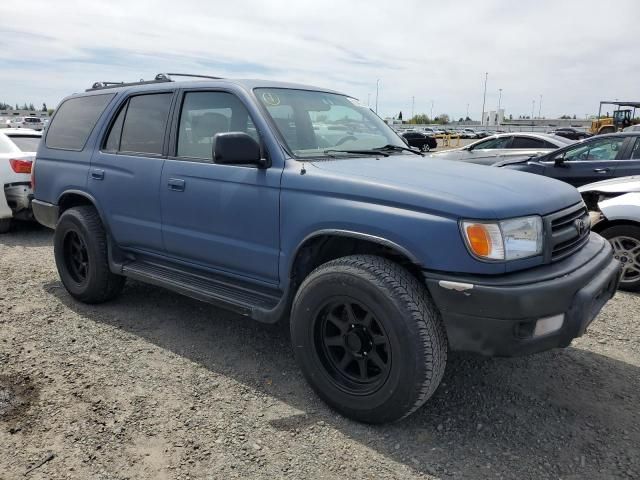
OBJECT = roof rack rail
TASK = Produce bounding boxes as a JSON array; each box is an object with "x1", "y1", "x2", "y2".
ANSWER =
[
  {"x1": 156, "y1": 73, "x2": 224, "y2": 81},
  {"x1": 86, "y1": 73, "x2": 224, "y2": 92},
  {"x1": 87, "y1": 78, "x2": 172, "y2": 92}
]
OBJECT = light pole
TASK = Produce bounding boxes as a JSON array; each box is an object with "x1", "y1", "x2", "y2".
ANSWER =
[
  {"x1": 466, "y1": 103, "x2": 469, "y2": 121},
  {"x1": 497, "y1": 88, "x2": 503, "y2": 127},
  {"x1": 538, "y1": 94, "x2": 542, "y2": 119},
  {"x1": 430, "y1": 100, "x2": 434, "y2": 122},
  {"x1": 375, "y1": 79, "x2": 380, "y2": 114},
  {"x1": 367, "y1": 93, "x2": 371, "y2": 107},
  {"x1": 481, "y1": 72, "x2": 488, "y2": 126},
  {"x1": 411, "y1": 96, "x2": 415, "y2": 120},
  {"x1": 531, "y1": 100, "x2": 535, "y2": 121}
]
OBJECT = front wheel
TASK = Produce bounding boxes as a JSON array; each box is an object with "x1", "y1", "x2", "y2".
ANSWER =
[
  {"x1": 421, "y1": 143, "x2": 431, "y2": 152},
  {"x1": 600, "y1": 225, "x2": 640, "y2": 291},
  {"x1": 290, "y1": 255, "x2": 447, "y2": 423}
]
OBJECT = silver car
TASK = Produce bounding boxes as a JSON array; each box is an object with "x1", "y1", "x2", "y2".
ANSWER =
[
  {"x1": 431, "y1": 132, "x2": 574, "y2": 165},
  {"x1": 579, "y1": 176, "x2": 640, "y2": 291}
]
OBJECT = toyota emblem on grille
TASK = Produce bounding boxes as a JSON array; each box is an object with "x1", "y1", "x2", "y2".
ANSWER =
[{"x1": 574, "y1": 218, "x2": 587, "y2": 236}]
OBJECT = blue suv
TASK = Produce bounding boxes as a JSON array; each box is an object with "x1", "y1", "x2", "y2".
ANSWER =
[{"x1": 33, "y1": 73, "x2": 621, "y2": 423}]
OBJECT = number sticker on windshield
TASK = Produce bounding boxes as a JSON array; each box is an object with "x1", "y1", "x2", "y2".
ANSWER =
[{"x1": 262, "y1": 92, "x2": 281, "y2": 106}]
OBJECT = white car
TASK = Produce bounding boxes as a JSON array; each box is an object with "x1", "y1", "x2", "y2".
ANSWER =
[
  {"x1": 579, "y1": 176, "x2": 640, "y2": 291},
  {"x1": 0, "y1": 129, "x2": 42, "y2": 233}
]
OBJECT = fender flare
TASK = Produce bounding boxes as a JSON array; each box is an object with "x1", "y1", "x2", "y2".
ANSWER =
[{"x1": 289, "y1": 228, "x2": 421, "y2": 277}]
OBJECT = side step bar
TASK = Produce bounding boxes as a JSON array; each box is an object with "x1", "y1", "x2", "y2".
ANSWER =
[{"x1": 121, "y1": 258, "x2": 282, "y2": 317}]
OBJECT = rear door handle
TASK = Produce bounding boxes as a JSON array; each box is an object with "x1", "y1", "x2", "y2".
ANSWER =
[
  {"x1": 167, "y1": 178, "x2": 185, "y2": 192},
  {"x1": 90, "y1": 168, "x2": 105, "y2": 180},
  {"x1": 593, "y1": 168, "x2": 610, "y2": 173}
]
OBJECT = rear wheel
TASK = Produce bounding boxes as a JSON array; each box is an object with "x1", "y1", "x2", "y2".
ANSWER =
[
  {"x1": 290, "y1": 255, "x2": 447, "y2": 423},
  {"x1": 0, "y1": 218, "x2": 11, "y2": 234},
  {"x1": 600, "y1": 225, "x2": 640, "y2": 291},
  {"x1": 54, "y1": 206, "x2": 125, "y2": 303}
]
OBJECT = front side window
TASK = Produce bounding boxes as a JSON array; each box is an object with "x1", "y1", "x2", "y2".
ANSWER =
[
  {"x1": 563, "y1": 137, "x2": 625, "y2": 162},
  {"x1": 119, "y1": 93, "x2": 173, "y2": 155},
  {"x1": 177, "y1": 91, "x2": 258, "y2": 160},
  {"x1": 255, "y1": 88, "x2": 404, "y2": 157},
  {"x1": 630, "y1": 138, "x2": 640, "y2": 159},
  {"x1": 46, "y1": 94, "x2": 114, "y2": 150}
]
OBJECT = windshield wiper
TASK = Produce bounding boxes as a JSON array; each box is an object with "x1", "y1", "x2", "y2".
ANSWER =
[
  {"x1": 374, "y1": 144, "x2": 423, "y2": 156},
  {"x1": 324, "y1": 149, "x2": 390, "y2": 157},
  {"x1": 323, "y1": 144, "x2": 422, "y2": 158}
]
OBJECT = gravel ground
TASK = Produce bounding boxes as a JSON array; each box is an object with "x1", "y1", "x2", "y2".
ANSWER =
[{"x1": 1, "y1": 222, "x2": 639, "y2": 480}]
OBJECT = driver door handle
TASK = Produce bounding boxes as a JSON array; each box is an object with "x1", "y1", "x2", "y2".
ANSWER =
[{"x1": 593, "y1": 168, "x2": 610, "y2": 173}]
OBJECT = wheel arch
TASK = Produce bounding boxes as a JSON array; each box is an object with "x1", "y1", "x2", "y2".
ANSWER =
[
  {"x1": 289, "y1": 230, "x2": 424, "y2": 294},
  {"x1": 592, "y1": 218, "x2": 640, "y2": 234}
]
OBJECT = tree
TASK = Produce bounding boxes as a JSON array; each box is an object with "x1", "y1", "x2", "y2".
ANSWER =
[
  {"x1": 458, "y1": 117, "x2": 464, "y2": 123},
  {"x1": 0, "y1": 102, "x2": 12, "y2": 110},
  {"x1": 509, "y1": 114, "x2": 513, "y2": 120},
  {"x1": 572, "y1": 114, "x2": 576, "y2": 119},
  {"x1": 42, "y1": 103, "x2": 47, "y2": 112},
  {"x1": 15, "y1": 103, "x2": 19, "y2": 110},
  {"x1": 398, "y1": 111, "x2": 403, "y2": 120},
  {"x1": 465, "y1": 116, "x2": 471, "y2": 122},
  {"x1": 408, "y1": 113, "x2": 431, "y2": 124},
  {"x1": 28, "y1": 103, "x2": 35, "y2": 111},
  {"x1": 434, "y1": 113, "x2": 450, "y2": 125}
]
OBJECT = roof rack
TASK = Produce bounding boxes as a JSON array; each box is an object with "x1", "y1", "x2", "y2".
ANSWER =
[{"x1": 86, "y1": 72, "x2": 224, "y2": 91}]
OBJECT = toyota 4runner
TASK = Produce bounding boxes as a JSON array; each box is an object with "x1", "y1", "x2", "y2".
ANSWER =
[{"x1": 33, "y1": 73, "x2": 621, "y2": 423}]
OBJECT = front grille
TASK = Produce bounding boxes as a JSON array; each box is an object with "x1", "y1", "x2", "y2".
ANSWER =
[{"x1": 547, "y1": 203, "x2": 590, "y2": 262}]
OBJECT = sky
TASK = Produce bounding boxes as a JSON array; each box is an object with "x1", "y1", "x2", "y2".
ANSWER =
[{"x1": 1, "y1": 0, "x2": 639, "y2": 121}]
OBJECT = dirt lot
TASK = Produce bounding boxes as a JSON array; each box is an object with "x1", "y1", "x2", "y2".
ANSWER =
[{"x1": 1, "y1": 223, "x2": 639, "y2": 480}]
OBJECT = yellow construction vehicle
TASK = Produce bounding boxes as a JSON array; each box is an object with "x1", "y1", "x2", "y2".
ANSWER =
[{"x1": 591, "y1": 101, "x2": 640, "y2": 135}]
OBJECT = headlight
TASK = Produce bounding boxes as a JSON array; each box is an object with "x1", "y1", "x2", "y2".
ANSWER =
[{"x1": 461, "y1": 216, "x2": 543, "y2": 261}]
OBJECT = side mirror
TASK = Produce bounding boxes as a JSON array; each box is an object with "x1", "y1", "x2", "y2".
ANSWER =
[
  {"x1": 554, "y1": 154, "x2": 566, "y2": 167},
  {"x1": 213, "y1": 132, "x2": 267, "y2": 167}
]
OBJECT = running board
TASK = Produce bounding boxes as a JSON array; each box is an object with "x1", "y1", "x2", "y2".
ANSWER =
[{"x1": 121, "y1": 258, "x2": 282, "y2": 317}]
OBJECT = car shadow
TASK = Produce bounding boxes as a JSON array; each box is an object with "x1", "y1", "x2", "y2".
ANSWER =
[
  {"x1": 45, "y1": 280, "x2": 639, "y2": 479},
  {"x1": 0, "y1": 221, "x2": 51, "y2": 248}
]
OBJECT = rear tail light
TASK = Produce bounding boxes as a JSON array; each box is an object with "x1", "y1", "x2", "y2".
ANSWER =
[{"x1": 9, "y1": 158, "x2": 33, "y2": 174}]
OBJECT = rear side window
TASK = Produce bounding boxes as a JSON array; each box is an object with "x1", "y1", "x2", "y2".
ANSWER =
[
  {"x1": 511, "y1": 136, "x2": 548, "y2": 149},
  {"x1": 46, "y1": 94, "x2": 114, "y2": 150},
  {"x1": 119, "y1": 93, "x2": 173, "y2": 155}
]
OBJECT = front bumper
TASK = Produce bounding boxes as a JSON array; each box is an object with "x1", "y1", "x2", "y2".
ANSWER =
[{"x1": 424, "y1": 234, "x2": 621, "y2": 356}]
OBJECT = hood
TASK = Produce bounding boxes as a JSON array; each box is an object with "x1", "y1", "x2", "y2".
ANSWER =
[
  {"x1": 578, "y1": 176, "x2": 640, "y2": 194},
  {"x1": 308, "y1": 154, "x2": 581, "y2": 219}
]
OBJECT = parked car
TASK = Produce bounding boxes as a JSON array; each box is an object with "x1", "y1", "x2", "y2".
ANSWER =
[
  {"x1": 431, "y1": 132, "x2": 573, "y2": 165},
  {"x1": 0, "y1": 129, "x2": 42, "y2": 232},
  {"x1": 579, "y1": 176, "x2": 640, "y2": 291},
  {"x1": 33, "y1": 75, "x2": 620, "y2": 424},
  {"x1": 459, "y1": 128, "x2": 480, "y2": 139},
  {"x1": 496, "y1": 132, "x2": 640, "y2": 187},
  {"x1": 623, "y1": 124, "x2": 640, "y2": 132},
  {"x1": 21, "y1": 116, "x2": 45, "y2": 131},
  {"x1": 549, "y1": 127, "x2": 592, "y2": 141},
  {"x1": 400, "y1": 131, "x2": 437, "y2": 152}
]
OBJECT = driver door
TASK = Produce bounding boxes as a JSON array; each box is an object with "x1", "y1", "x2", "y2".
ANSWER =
[
  {"x1": 542, "y1": 137, "x2": 625, "y2": 187},
  {"x1": 464, "y1": 136, "x2": 513, "y2": 163}
]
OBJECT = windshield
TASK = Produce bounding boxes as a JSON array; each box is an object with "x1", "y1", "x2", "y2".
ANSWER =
[
  {"x1": 8, "y1": 135, "x2": 41, "y2": 152},
  {"x1": 255, "y1": 88, "x2": 405, "y2": 157}
]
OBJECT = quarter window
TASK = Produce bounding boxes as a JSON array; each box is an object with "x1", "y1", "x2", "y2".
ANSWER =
[
  {"x1": 177, "y1": 91, "x2": 258, "y2": 160},
  {"x1": 45, "y1": 94, "x2": 114, "y2": 150},
  {"x1": 119, "y1": 93, "x2": 173, "y2": 155}
]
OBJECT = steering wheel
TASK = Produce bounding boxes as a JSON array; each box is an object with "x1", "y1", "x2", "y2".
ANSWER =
[{"x1": 334, "y1": 135, "x2": 358, "y2": 146}]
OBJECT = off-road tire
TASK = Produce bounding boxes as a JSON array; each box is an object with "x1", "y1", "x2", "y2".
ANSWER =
[
  {"x1": 54, "y1": 206, "x2": 125, "y2": 303},
  {"x1": 290, "y1": 255, "x2": 447, "y2": 423}
]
